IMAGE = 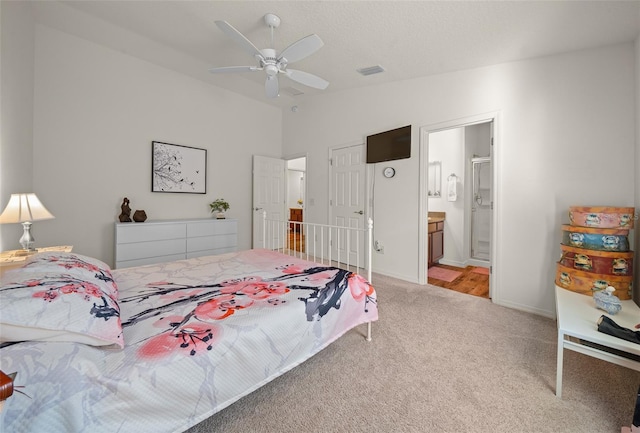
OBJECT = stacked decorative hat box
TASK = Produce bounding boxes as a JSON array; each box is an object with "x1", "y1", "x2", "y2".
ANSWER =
[{"x1": 556, "y1": 206, "x2": 635, "y2": 301}]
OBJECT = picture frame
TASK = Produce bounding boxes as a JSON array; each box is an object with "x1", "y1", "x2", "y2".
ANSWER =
[{"x1": 152, "y1": 141, "x2": 207, "y2": 194}]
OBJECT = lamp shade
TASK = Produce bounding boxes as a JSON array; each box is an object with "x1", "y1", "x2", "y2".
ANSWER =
[{"x1": 0, "y1": 193, "x2": 55, "y2": 223}]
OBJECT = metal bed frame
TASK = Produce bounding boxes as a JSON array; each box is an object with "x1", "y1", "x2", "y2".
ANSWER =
[{"x1": 261, "y1": 211, "x2": 374, "y2": 341}]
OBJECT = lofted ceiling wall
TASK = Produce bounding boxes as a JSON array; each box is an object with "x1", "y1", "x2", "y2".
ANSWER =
[{"x1": 29, "y1": 1, "x2": 640, "y2": 107}]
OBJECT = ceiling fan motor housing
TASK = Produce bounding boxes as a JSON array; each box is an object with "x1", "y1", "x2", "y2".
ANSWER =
[
  {"x1": 260, "y1": 48, "x2": 277, "y2": 62},
  {"x1": 260, "y1": 48, "x2": 280, "y2": 76}
]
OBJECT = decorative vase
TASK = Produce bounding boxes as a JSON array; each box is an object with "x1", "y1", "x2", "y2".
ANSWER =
[
  {"x1": 215, "y1": 211, "x2": 225, "y2": 219},
  {"x1": 593, "y1": 286, "x2": 622, "y2": 315},
  {"x1": 133, "y1": 210, "x2": 147, "y2": 222},
  {"x1": 119, "y1": 197, "x2": 132, "y2": 222}
]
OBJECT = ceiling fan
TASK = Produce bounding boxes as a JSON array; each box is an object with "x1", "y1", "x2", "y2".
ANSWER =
[{"x1": 209, "y1": 13, "x2": 329, "y2": 98}]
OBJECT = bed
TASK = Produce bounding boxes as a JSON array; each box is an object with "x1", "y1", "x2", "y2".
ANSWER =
[{"x1": 0, "y1": 217, "x2": 377, "y2": 432}]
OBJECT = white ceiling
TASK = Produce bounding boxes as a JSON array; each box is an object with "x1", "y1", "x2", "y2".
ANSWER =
[{"x1": 31, "y1": 1, "x2": 640, "y2": 108}]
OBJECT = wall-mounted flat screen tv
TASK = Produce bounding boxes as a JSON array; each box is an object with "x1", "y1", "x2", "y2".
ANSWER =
[{"x1": 366, "y1": 125, "x2": 411, "y2": 163}]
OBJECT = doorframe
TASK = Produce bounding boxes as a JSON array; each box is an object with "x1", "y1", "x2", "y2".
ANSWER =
[{"x1": 418, "y1": 111, "x2": 501, "y2": 303}]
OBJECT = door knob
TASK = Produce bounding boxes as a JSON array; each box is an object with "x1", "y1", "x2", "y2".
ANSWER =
[
  {"x1": 354, "y1": 210, "x2": 364, "y2": 215},
  {"x1": 254, "y1": 207, "x2": 263, "y2": 211}
]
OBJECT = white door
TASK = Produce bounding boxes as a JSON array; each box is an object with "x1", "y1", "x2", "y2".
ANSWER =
[
  {"x1": 252, "y1": 155, "x2": 285, "y2": 249},
  {"x1": 329, "y1": 144, "x2": 366, "y2": 268}
]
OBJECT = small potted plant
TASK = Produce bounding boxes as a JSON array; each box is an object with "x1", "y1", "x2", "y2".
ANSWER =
[{"x1": 209, "y1": 198, "x2": 230, "y2": 219}]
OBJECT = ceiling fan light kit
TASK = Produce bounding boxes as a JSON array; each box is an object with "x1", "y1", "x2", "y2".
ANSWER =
[{"x1": 210, "y1": 13, "x2": 329, "y2": 98}]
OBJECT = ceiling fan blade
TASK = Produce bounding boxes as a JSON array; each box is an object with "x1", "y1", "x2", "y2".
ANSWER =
[
  {"x1": 215, "y1": 20, "x2": 262, "y2": 59},
  {"x1": 265, "y1": 75, "x2": 279, "y2": 98},
  {"x1": 277, "y1": 34, "x2": 323, "y2": 64},
  {"x1": 209, "y1": 66, "x2": 260, "y2": 74},
  {"x1": 285, "y1": 69, "x2": 329, "y2": 90}
]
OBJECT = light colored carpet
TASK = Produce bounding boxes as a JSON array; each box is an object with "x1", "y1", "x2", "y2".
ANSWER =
[
  {"x1": 428, "y1": 266, "x2": 462, "y2": 282},
  {"x1": 187, "y1": 273, "x2": 639, "y2": 433}
]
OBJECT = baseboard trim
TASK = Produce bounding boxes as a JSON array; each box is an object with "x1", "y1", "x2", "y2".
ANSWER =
[
  {"x1": 493, "y1": 299, "x2": 555, "y2": 319},
  {"x1": 437, "y1": 258, "x2": 466, "y2": 268},
  {"x1": 372, "y1": 268, "x2": 420, "y2": 284}
]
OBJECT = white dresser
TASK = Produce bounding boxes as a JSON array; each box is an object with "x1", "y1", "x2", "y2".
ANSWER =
[{"x1": 115, "y1": 218, "x2": 238, "y2": 269}]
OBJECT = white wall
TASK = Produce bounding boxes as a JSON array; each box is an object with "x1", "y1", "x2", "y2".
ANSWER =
[
  {"x1": 283, "y1": 43, "x2": 636, "y2": 317},
  {"x1": 1, "y1": 19, "x2": 282, "y2": 266},
  {"x1": 0, "y1": 1, "x2": 35, "y2": 251},
  {"x1": 465, "y1": 123, "x2": 491, "y2": 159}
]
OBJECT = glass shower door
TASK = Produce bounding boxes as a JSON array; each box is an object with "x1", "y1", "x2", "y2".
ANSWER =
[{"x1": 471, "y1": 158, "x2": 491, "y2": 261}]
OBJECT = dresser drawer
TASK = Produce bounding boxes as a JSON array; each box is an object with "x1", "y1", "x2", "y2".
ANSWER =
[
  {"x1": 116, "y1": 223, "x2": 186, "y2": 244},
  {"x1": 116, "y1": 253, "x2": 186, "y2": 269},
  {"x1": 186, "y1": 246, "x2": 236, "y2": 259},
  {"x1": 116, "y1": 238, "x2": 186, "y2": 262},
  {"x1": 187, "y1": 234, "x2": 237, "y2": 253},
  {"x1": 187, "y1": 220, "x2": 238, "y2": 237}
]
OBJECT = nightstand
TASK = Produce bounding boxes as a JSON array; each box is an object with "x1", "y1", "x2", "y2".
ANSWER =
[{"x1": 0, "y1": 246, "x2": 73, "y2": 279}]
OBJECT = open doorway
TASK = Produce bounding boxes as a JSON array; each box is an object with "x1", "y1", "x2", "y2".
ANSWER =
[
  {"x1": 286, "y1": 157, "x2": 306, "y2": 252},
  {"x1": 419, "y1": 115, "x2": 497, "y2": 301},
  {"x1": 251, "y1": 155, "x2": 306, "y2": 250}
]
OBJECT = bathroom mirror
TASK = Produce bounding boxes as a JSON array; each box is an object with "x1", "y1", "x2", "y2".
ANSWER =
[{"x1": 428, "y1": 161, "x2": 441, "y2": 197}]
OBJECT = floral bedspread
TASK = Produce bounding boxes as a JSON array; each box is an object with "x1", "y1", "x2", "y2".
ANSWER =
[{"x1": 0, "y1": 249, "x2": 377, "y2": 433}]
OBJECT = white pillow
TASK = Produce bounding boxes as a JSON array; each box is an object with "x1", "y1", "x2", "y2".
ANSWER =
[{"x1": 0, "y1": 253, "x2": 123, "y2": 348}]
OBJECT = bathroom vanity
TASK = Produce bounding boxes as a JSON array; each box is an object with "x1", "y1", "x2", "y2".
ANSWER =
[
  {"x1": 428, "y1": 212, "x2": 445, "y2": 267},
  {"x1": 289, "y1": 208, "x2": 303, "y2": 232}
]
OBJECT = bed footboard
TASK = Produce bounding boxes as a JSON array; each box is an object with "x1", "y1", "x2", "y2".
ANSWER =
[{"x1": 261, "y1": 212, "x2": 374, "y2": 341}]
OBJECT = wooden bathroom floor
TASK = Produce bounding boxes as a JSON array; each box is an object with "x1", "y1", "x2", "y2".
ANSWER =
[
  {"x1": 428, "y1": 264, "x2": 490, "y2": 299},
  {"x1": 287, "y1": 232, "x2": 305, "y2": 252}
]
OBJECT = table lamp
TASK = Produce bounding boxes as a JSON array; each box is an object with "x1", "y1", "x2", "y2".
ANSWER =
[{"x1": 0, "y1": 193, "x2": 55, "y2": 254}]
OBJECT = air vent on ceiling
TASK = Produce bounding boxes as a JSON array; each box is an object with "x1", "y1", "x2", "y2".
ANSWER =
[
  {"x1": 357, "y1": 65, "x2": 385, "y2": 76},
  {"x1": 282, "y1": 86, "x2": 304, "y2": 96}
]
